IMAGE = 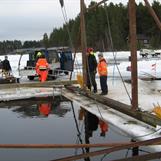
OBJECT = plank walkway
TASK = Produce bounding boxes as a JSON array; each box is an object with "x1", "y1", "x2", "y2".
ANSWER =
[{"x1": 62, "y1": 88, "x2": 161, "y2": 152}]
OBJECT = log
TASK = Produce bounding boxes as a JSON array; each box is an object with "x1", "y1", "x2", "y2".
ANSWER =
[{"x1": 65, "y1": 86, "x2": 161, "y2": 127}]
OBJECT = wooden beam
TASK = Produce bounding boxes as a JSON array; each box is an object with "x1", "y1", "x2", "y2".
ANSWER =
[
  {"x1": 113, "y1": 151, "x2": 161, "y2": 161},
  {"x1": 53, "y1": 137, "x2": 161, "y2": 161},
  {"x1": 0, "y1": 80, "x2": 77, "y2": 89},
  {"x1": 87, "y1": 0, "x2": 108, "y2": 12},
  {"x1": 80, "y1": 0, "x2": 87, "y2": 88},
  {"x1": 0, "y1": 142, "x2": 131, "y2": 149},
  {"x1": 144, "y1": 0, "x2": 161, "y2": 30},
  {"x1": 129, "y1": 0, "x2": 138, "y2": 110},
  {"x1": 65, "y1": 86, "x2": 161, "y2": 127}
]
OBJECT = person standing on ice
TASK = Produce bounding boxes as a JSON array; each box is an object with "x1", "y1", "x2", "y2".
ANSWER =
[
  {"x1": 35, "y1": 52, "x2": 49, "y2": 82},
  {"x1": 86, "y1": 47, "x2": 97, "y2": 93},
  {"x1": 2, "y1": 55, "x2": 12, "y2": 77},
  {"x1": 97, "y1": 52, "x2": 108, "y2": 95}
]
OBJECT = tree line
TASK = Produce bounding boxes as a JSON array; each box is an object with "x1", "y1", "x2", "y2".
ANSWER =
[
  {"x1": 0, "y1": 1, "x2": 160, "y2": 55},
  {"x1": 44, "y1": 1, "x2": 161, "y2": 51},
  {"x1": 0, "y1": 40, "x2": 42, "y2": 55}
]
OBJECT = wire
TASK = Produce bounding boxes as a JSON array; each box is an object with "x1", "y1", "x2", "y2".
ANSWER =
[
  {"x1": 103, "y1": 2, "x2": 132, "y2": 103},
  {"x1": 70, "y1": 101, "x2": 86, "y2": 154},
  {"x1": 59, "y1": 2, "x2": 82, "y2": 76}
]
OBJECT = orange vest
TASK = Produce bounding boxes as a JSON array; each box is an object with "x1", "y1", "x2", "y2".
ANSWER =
[
  {"x1": 97, "y1": 58, "x2": 107, "y2": 76},
  {"x1": 36, "y1": 58, "x2": 49, "y2": 70}
]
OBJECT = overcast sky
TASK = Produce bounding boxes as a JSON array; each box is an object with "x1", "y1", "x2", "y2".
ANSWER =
[{"x1": 0, "y1": 0, "x2": 156, "y2": 41}]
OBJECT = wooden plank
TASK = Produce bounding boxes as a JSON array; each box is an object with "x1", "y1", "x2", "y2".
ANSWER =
[
  {"x1": 0, "y1": 80, "x2": 77, "y2": 89},
  {"x1": 65, "y1": 86, "x2": 161, "y2": 127},
  {"x1": 53, "y1": 137, "x2": 161, "y2": 161}
]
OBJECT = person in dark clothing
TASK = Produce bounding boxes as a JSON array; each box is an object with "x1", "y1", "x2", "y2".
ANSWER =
[
  {"x1": 84, "y1": 111, "x2": 99, "y2": 153},
  {"x1": 2, "y1": 55, "x2": 12, "y2": 77},
  {"x1": 86, "y1": 48, "x2": 97, "y2": 93}
]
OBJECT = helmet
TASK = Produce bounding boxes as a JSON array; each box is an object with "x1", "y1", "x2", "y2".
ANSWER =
[
  {"x1": 37, "y1": 52, "x2": 42, "y2": 57},
  {"x1": 87, "y1": 47, "x2": 93, "y2": 53},
  {"x1": 98, "y1": 52, "x2": 103, "y2": 57}
]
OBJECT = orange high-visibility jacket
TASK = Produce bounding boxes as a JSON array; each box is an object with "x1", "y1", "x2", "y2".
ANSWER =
[
  {"x1": 97, "y1": 58, "x2": 107, "y2": 76},
  {"x1": 36, "y1": 58, "x2": 49, "y2": 71}
]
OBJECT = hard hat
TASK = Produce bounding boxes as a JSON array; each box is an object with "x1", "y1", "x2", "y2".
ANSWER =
[
  {"x1": 37, "y1": 52, "x2": 42, "y2": 57},
  {"x1": 90, "y1": 48, "x2": 94, "y2": 52},
  {"x1": 98, "y1": 52, "x2": 103, "y2": 57},
  {"x1": 87, "y1": 47, "x2": 93, "y2": 53}
]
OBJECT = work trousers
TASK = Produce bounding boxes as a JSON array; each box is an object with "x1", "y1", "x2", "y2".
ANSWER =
[
  {"x1": 38, "y1": 69, "x2": 48, "y2": 82},
  {"x1": 100, "y1": 76, "x2": 108, "y2": 94},
  {"x1": 87, "y1": 71, "x2": 97, "y2": 92}
]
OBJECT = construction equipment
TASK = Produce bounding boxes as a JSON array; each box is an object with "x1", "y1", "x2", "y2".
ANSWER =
[{"x1": 18, "y1": 47, "x2": 74, "y2": 80}]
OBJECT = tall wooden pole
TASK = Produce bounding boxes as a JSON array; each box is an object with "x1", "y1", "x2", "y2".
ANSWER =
[
  {"x1": 80, "y1": 0, "x2": 87, "y2": 88},
  {"x1": 144, "y1": 0, "x2": 161, "y2": 30},
  {"x1": 129, "y1": 0, "x2": 138, "y2": 110}
]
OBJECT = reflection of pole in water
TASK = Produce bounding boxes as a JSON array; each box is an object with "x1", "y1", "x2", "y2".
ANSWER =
[{"x1": 131, "y1": 139, "x2": 139, "y2": 156}]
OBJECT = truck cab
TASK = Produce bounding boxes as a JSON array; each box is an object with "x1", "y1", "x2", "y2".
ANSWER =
[{"x1": 19, "y1": 47, "x2": 73, "y2": 80}]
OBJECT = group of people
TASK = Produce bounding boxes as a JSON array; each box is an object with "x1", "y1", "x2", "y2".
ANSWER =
[
  {"x1": 0, "y1": 55, "x2": 12, "y2": 78},
  {"x1": 86, "y1": 48, "x2": 108, "y2": 95}
]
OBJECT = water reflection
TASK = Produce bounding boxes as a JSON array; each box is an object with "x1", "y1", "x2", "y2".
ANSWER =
[
  {"x1": 38, "y1": 102, "x2": 51, "y2": 117},
  {"x1": 78, "y1": 108, "x2": 109, "y2": 160},
  {"x1": 0, "y1": 98, "x2": 153, "y2": 161},
  {"x1": 0, "y1": 96, "x2": 71, "y2": 118}
]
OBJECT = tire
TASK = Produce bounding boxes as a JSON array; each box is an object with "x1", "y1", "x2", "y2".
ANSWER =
[{"x1": 28, "y1": 76, "x2": 35, "y2": 80}]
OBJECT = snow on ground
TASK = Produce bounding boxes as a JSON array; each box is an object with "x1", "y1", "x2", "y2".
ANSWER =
[
  {"x1": 0, "y1": 51, "x2": 161, "y2": 112},
  {"x1": 103, "y1": 78, "x2": 161, "y2": 112}
]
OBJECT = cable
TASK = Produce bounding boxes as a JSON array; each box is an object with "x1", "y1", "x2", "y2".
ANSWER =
[
  {"x1": 70, "y1": 101, "x2": 86, "y2": 154},
  {"x1": 59, "y1": 2, "x2": 82, "y2": 76},
  {"x1": 103, "y1": 2, "x2": 132, "y2": 103}
]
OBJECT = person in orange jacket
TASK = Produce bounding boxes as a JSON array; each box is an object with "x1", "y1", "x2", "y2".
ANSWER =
[
  {"x1": 35, "y1": 52, "x2": 49, "y2": 82},
  {"x1": 97, "y1": 52, "x2": 108, "y2": 95}
]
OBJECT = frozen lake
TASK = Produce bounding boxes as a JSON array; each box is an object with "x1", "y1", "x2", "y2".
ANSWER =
[{"x1": 0, "y1": 51, "x2": 161, "y2": 160}]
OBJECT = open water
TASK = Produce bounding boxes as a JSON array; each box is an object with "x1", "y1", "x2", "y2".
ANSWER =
[{"x1": 0, "y1": 96, "x2": 159, "y2": 161}]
